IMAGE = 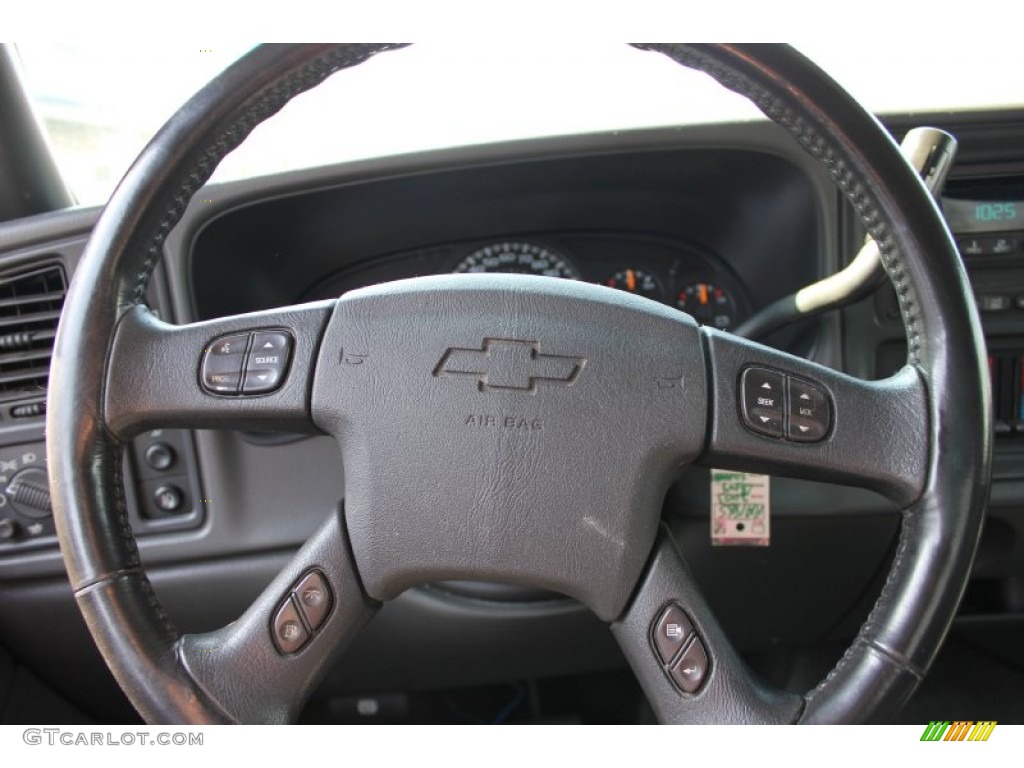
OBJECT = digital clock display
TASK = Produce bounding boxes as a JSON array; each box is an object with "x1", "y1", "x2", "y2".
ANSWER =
[
  {"x1": 974, "y1": 202, "x2": 1017, "y2": 223},
  {"x1": 942, "y1": 196, "x2": 1024, "y2": 234}
]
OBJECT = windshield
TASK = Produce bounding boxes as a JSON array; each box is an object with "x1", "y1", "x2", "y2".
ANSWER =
[{"x1": 15, "y1": 42, "x2": 1024, "y2": 207}]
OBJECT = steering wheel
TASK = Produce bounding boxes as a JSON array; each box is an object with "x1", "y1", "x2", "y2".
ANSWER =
[{"x1": 47, "y1": 44, "x2": 991, "y2": 724}]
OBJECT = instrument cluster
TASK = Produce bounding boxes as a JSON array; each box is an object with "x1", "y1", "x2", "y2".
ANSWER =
[{"x1": 309, "y1": 233, "x2": 748, "y2": 331}]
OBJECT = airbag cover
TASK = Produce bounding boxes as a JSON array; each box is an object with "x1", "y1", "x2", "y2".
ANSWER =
[{"x1": 311, "y1": 274, "x2": 706, "y2": 620}]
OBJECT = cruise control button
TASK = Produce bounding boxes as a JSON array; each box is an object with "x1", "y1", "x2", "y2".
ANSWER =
[
  {"x1": 153, "y1": 485, "x2": 184, "y2": 513},
  {"x1": 201, "y1": 333, "x2": 249, "y2": 394},
  {"x1": 787, "y1": 377, "x2": 830, "y2": 442},
  {"x1": 272, "y1": 597, "x2": 309, "y2": 655},
  {"x1": 740, "y1": 367, "x2": 784, "y2": 438},
  {"x1": 652, "y1": 604, "x2": 693, "y2": 664},
  {"x1": 670, "y1": 638, "x2": 709, "y2": 693},
  {"x1": 294, "y1": 571, "x2": 333, "y2": 631},
  {"x1": 242, "y1": 331, "x2": 293, "y2": 394},
  {"x1": 144, "y1": 443, "x2": 176, "y2": 471}
]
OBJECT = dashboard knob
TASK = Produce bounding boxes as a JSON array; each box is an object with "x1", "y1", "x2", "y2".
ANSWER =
[
  {"x1": 0, "y1": 517, "x2": 18, "y2": 541},
  {"x1": 5, "y1": 467, "x2": 52, "y2": 519}
]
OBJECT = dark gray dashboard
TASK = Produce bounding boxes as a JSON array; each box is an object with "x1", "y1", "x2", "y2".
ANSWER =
[{"x1": 1, "y1": 113, "x2": 1022, "y2": 721}]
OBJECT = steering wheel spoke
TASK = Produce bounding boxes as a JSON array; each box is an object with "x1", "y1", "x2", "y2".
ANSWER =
[
  {"x1": 177, "y1": 511, "x2": 377, "y2": 724},
  {"x1": 612, "y1": 528, "x2": 803, "y2": 723},
  {"x1": 103, "y1": 301, "x2": 335, "y2": 439},
  {"x1": 699, "y1": 327, "x2": 929, "y2": 508}
]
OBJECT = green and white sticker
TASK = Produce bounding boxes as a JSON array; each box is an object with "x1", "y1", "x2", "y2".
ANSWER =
[{"x1": 711, "y1": 471, "x2": 770, "y2": 546}]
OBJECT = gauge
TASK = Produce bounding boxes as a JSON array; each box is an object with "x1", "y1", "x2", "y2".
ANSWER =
[
  {"x1": 453, "y1": 242, "x2": 580, "y2": 280},
  {"x1": 676, "y1": 282, "x2": 736, "y2": 330},
  {"x1": 603, "y1": 268, "x2": 663, "y2": 302}
]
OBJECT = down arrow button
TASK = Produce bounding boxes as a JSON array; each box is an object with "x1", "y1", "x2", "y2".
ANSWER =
[{"x1": 242, "y1": 331, "x2": 294, "y2": 395}]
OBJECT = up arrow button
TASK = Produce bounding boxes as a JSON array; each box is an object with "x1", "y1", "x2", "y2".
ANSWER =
[
  {"x1": 787, "y1": 376, "x2": 831, "y2": 442},
  {"x1": 242, "y1": 330, "x2": 293, "y2": 395},
  {"x1": 740, "y1": 367, "x2": 785, "y2": 438}
]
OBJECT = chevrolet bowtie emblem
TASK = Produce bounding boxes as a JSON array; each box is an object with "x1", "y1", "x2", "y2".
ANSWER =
[{"x1": 434, "y1": 338, "x2": 586, "y2": 393}]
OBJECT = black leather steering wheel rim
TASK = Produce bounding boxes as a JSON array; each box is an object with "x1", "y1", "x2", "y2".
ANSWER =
[{"x1": 47, "y1": 43, "x2": 992, "y2": 724}]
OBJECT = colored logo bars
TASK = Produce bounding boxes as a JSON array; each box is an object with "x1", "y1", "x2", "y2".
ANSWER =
[{"x1": 920, "y1": 721, "x2": 997, "y2": 742}]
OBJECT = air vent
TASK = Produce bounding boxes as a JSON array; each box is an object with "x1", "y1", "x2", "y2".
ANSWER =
[{"x1": 0, "y1": 264, "x2": 66, "y2": 402}]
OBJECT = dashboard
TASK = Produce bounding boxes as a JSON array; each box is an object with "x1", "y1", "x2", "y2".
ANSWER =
[{"x1": 0, "y1": 110, "x2": 1023, "y2": 723}]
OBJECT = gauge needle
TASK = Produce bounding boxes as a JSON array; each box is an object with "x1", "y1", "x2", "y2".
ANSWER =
[
  {"x1": 626, "y1": 269, "x2": 636, "y2": 292},
  {"x1": 700, "y1": 283, "x2": 708, "y2": 305}
]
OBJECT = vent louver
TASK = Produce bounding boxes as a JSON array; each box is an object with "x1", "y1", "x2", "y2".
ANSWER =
[{"x1": 0, "y1": 264, "x2": 66, "y2": 402}]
